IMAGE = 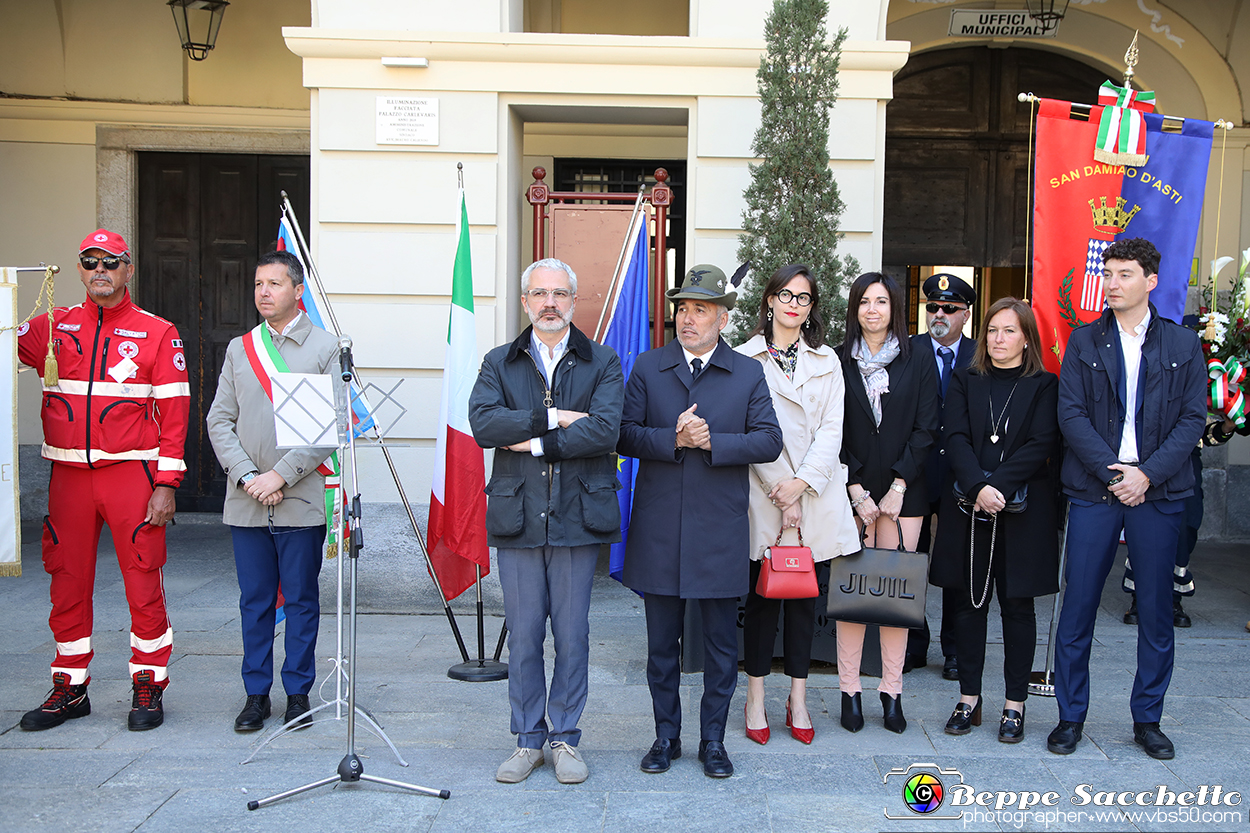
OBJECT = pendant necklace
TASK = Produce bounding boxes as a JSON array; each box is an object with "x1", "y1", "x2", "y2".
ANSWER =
[{"x1": 988, "y1": 381, "x2": 1020, "y2": 444}]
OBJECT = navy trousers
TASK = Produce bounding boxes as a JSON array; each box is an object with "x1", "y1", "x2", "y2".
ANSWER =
[
  {"x1": 644, "y1": 594, "x2": 738, "y2": 743},
  {"x1": 1055, "y1": 498, "x2": 1183, "y2": 723},
  {"x1": 496, "y1": 544, "x2": 599, "y2": 749},
  {"x1": 231, "y1": 525, "x2": 324, "y2": 697}
]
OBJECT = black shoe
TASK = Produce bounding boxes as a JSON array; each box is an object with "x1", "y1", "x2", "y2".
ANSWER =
[
  {"x1": 1133, "y1": 722, "x2": 1175, "y2": 759},
  {"x1": 20, "y1": 673, "x2": 91, "y2": 731},
  {"x1": 942, "y1": 656, "x2": 960, "y2": 681},
  {"x1": 234, "y1": 694, "x2": 271, "y2": 732},
  {"x1": 1173, "y1": 598, "x2": 1192, "y2": 628},
  {"x1": 881, "y1": 692, "x2": 907, "y2": 734},
  {"x1": 128, "y1": 670, "x2": 164, "y2": 731},
  {"x1": 902, "y1": 653, "x2": 927, "y2": 674},
  {"x1": 998, "y1": 706, "x2": 1026, "y2": 744},
  {"x1": 1046, "y1": 720, "x2": 1083, "y2": 754},
  {"x1": 840, "y1": 692, "x2": 864, "y2": 733},
  {"x1": 640, "y1": 738, "x2": 681, "y2": 773},
  {"x1": 1124, "y1": 595, "x2": 1139, "y2": 625},
  {"x1": 284, "y1": 694, "x2": 312, "y2": 728},
  {"x1": 944, "y1": 696, "x2": 982, "y2": 735},
  {"x1": 697, "y1": 740, "x2": 734, "y2": 778}
]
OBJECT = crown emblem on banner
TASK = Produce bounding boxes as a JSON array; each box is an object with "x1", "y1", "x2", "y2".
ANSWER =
[{"x1": 1089, "y1": 196, "x2": 1141, "y2": 234}]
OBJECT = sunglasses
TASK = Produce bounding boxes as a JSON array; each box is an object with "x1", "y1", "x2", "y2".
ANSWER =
[
  {"x1": 926, "y1": 303, "x2": 966, "y2": 315},
  {"x1": 80, "y1": 255, "x2": 129, "y2": 271}
]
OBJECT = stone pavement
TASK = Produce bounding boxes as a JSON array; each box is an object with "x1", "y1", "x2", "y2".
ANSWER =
[{"x1": 0, "y1": 514, "x2": 1247, "y2": 833}]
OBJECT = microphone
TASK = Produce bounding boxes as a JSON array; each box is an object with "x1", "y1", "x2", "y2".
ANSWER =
[{"x1": 339, "y1": 334, "x2": 353, "y2": 381}]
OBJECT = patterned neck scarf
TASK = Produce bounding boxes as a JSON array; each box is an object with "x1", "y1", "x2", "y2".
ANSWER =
[
  {"x1": 853, "y1": 334, "x2": 901, "y2": 427},
  {"x1": 767, "y1": 339, "x2": 799, "y2": 380}
]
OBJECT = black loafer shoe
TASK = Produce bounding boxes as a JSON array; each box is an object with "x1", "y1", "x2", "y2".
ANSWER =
[
  {"x1": 697, "y1": 740, "x2": 734, "y2": 778},
  {"x1": 944, "y1": 696, "x2": 982, "y2": 735},
  {"x1": 1133, "y1": 722, "x2": 1175, "y2": 759},
  {"x1": 998, "y1": 706, "x2": 1025, "y2": 744},
  {"x1": 234, "y1": 694, "x2": 271, "y2": 732},
  {"x1": 640, "y1": 738, "x2": 681, "y2": 773},
  {"x1": 284, "y1": 694, "x2": 311, "y2": 728},
  {"x1": 1046, "y1": 720, "x2": 1083, "y2": 754},
  {"x1": 942, "y1": 656, "x2": 959, "y2": 681},
  {"x1": 840, "y1": 692, "x2": 864, "y2": 733},
  {"x1": 881, "y1": 692, "x2": 907, "y2": 734},
  {"x1": 1172, "y1": 599, "x2": 1191, "y2": 628},
  {"x1": 1123, "y1": 595, "x2": 1139, "y2": 625}
]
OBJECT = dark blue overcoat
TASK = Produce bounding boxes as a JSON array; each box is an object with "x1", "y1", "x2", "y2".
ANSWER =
[{"x1": 617, "y1": 338, "x2": 783, "y2": 598}]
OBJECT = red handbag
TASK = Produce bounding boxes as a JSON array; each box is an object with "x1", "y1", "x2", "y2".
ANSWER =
[{"x1": 756, "y1": 526, "x2": 818, "y2": 599}]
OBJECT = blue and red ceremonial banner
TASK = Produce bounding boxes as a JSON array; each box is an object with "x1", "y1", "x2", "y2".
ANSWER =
[{"x1": 1031, "y1": 97, "x2": 1214, "y2": 373}]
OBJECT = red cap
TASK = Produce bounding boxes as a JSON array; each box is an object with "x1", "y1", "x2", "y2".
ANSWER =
[{"x1": 79, "y1": 229, "x2": 130, "y2": 258}]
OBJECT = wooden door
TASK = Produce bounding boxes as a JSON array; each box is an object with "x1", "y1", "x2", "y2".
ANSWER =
[{"x1": 137, "y1": 152, "x2": 310, "y2": 512}]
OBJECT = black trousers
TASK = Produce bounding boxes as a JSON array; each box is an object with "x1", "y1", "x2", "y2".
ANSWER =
[
  {"x1": 643, "y1": 594, "x2": 739, "y2": 743},
  {"x1": 951, "y1": 567, "x2": 1037, "y2": 702},
  {"x1": 742, "y1": 561, "x2": 828, "y2": 678},
  {"x1": 909, "y1": 509, "x2": 958, "y2": 660}
]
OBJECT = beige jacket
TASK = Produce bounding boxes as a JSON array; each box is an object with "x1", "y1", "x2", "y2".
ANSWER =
[
  {"x1": 735, "y1": 334, "x2": 860, "y2": 562},
  {"x1": 206, "y1": 313, "x2": 339, "y2": 527}
]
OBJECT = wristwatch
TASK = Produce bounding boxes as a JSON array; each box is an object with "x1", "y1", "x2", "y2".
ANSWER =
[
  {"x1": 889, "y1": 482, "x2": 907, "y2": 495},
  {"x1": 239, "y1": 472, "x2": 257, "y2": 488}
]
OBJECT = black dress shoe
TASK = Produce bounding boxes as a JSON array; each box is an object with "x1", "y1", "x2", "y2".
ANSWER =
[
  {"x1": 1046, "y1": 720, "x2": 1083, "y2": 754},
  {"x1": 640, "y1": 738, "x2": 681, "y2": 773},
  {"x1": 902, "y1": 653, "x2": 927, "y2": 674},
  {"x1": 234, "y1": 694, "x2": 271, "y2": 732},
  {"x1": 998, "y1": 706, "x2": 1025, "y2": 744},
  {"x1": 1123, "y1": 594, "x2": 1139, "y2": 625},
  {"x1": 942, "y1": 656, "x2": 959, "y2": 681},
  {"x1": 284, "y1": 694, "x2": 311, "y2": 728},
  {"x1": 1133, "y1": 722, "x2": 1175, "y2": 759},
  {"x1": 944, "y1": 696, "x2": 981, "y2": 735},
  {"x1": 1173, "y1": 598, "x2": 1192, "y2": 628},
  {"x1": 840, "y1": 692, "x2": 864, "y2": 733},
  {"x1": 697, "y1": 740, "x2": 734, "y2": 778},
  {"x1": 881, "y1": 692, "x2": 907, "y2": 734}
]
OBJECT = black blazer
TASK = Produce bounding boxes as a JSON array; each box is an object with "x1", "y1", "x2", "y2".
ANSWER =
[
  {"x1": 837, "y1": 341, "x2": 941, "y2": 516},
  {"x1": 930, "y1": 367, "x2": 1060, "y2": 598},
  {"x1": 912, "y1": 332, "x2": 976, "y2": 503}
]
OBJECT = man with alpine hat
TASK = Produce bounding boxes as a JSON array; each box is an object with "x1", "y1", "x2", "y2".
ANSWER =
[
  {"x1": 907, "y1": 273, "x2": 976, "y2": 680},
  {"x1": 17, "y1": 229, "x2": 189, "y2": 731},
  {"x1": 618, "y1": 264, "x2": 782, "y2": 778}
]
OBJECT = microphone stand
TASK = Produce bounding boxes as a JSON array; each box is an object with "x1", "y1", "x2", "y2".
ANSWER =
[{"x1": 248, "y1": 337, "x2": 449, "y2": 810}]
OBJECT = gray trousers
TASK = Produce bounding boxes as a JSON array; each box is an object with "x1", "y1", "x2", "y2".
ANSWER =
[{"x1": 497, "y1": 544, "x2": 599, "y2": 749}]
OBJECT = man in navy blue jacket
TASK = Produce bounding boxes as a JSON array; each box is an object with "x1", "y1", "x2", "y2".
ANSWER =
[{"x1": 1048, "y1": 238, "x2": 1206, "y2": 760}]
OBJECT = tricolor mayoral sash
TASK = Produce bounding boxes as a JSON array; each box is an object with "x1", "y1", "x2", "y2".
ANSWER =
[
  {"x1": 1031, "y1": 96, "x2": 1214, "y2": 374},
  {"x1": 241, "y1": 323, "x2": 343, "y2": 554}
]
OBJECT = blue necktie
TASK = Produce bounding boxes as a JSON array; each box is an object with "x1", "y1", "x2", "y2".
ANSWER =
[
  {"x1": 938, "y1": 347, "x2": 954, "y2": 397},
  {"x1": 691, "y1": 358, "x2": 703, "y2": 379}
]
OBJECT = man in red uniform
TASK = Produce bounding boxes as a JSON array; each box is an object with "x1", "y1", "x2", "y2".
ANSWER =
[{"x1": 16, "y1": 229, "x2": 189, "y2": 731}]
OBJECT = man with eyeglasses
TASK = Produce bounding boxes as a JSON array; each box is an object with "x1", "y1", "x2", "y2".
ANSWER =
[
  {"x1": 906, "y1": 273, "x2": 977, "y2": 680},
  {"x1": 16, "y1": 229, "x2": 189, "y2": 732},
  {"x1": 469, "y1": 258, "x2": 624, "y2": 785}
]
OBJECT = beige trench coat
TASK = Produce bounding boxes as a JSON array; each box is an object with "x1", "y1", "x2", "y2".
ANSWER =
[{"x1": 735, "y1": 334, "x2": 860, "y2": 562}]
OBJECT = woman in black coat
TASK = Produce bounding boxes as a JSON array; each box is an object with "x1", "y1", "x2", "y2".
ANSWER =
[
  {"x1": 930, "y1": 297, "x2": 1059, "y2": 744},
  {"x1": 837, "y1": 272, "x2": 940, "y2": 735}
]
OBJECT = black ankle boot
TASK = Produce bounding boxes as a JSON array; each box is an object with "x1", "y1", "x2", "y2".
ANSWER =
[
  {"x1": 840, "y1": 692, "x2": 864, "y2": 733},
  {"x1": 881, "y1": 692, "x2": 907, "y2": 734}
]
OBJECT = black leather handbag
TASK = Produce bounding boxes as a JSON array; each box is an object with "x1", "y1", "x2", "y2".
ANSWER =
[
  {"x1": 826, "y1": 519, "x2": 929, "y2": 629},
  {"x1": 953, "y1": 470, "x2": 1027, "y2": 519}
]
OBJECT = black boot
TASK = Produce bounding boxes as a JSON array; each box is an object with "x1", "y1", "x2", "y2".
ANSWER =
[
  {"x1": 840, "y1": 692, "x2": 864, "y2": 733},
  {"x1": 881, "y1": 692, "x2": 907, "y2": 734},
  {"x1": 1123, "y1": 594, "x2": 1138, "y2": 625},
  {"x1": 1173, "y1": 598, "x2": 1192, "y2": 628}
]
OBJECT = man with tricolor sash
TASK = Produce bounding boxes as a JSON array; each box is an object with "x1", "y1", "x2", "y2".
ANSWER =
[{"x1": 207, "y1": 250, "x2": 339, "y2": 733}]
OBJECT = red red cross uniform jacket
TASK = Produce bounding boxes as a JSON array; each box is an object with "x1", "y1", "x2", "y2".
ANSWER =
[{"x1": 17, "y1": 289, "x2": 189, "y2": 685}]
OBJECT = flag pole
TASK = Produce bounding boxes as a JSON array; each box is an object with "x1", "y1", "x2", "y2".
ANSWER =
[{"x1": 279, "y1": 192, "x2": 472, "y2": 663}]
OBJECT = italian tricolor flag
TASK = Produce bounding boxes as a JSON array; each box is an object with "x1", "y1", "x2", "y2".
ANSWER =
[{"x1": 427, "y1": 189, "x2": 489, "y2": 601}]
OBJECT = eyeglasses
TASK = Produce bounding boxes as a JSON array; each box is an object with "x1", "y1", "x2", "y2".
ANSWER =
[
  {"x1": 526, "y1": 288, "x2": 572, "y2": 302},
  {"x1": 926, "y1": 303, "x2": 966, "y2": 315},
  {"x1": 80, "y1": 256, "x2": 129, "y2": 271},
  {"x1": 774, "y1": 289, "x2": 813, "y2": 307}
]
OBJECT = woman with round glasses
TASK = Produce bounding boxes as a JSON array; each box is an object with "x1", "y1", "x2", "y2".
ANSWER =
[
  {"x1": 735, "y1": 265, "x2": 859, "y2": 745},
  {"x1": 930, "y1": 297, "x2": 1059, "y2": 743},
  {"x1": 836, "y1": 272, "x2": 940, "y2": 734}
]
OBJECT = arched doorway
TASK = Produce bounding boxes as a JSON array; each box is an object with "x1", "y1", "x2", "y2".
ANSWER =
[{"x1": 883, "y1": 46, "x2": 1112, "y2": 329}]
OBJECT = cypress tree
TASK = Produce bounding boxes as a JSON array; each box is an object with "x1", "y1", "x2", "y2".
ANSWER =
[{"x1": 727, "y1": 0, "x2": 860, "y2": 346}]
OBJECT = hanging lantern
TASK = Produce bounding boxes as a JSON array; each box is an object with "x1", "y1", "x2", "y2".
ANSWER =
[{"x1": 168, "y1": 0, "x2": 229, "y2": 62}]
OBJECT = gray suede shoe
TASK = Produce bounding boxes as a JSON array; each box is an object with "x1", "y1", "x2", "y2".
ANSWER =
[
  {"x1": 550, "y1": 740, "x2": 588, "y2": 784},
  {"x1": 495, "y1": 747, "x2": 544, "y2": 783}
]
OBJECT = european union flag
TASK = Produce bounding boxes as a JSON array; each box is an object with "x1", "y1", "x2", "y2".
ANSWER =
[{"x1": 601, "y1": 213, "x2": 651, "y2": 582}]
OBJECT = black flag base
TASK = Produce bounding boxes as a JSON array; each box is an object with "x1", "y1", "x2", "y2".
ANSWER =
[
  {"x1": 448, "y1": 659, "x2": 508, "y2": 682},
  {"x1": 1028, "y1": 670, "x2": 1056, "y2": 698}
]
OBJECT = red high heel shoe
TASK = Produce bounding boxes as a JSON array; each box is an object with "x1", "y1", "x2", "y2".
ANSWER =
[
  {"x1": 786, "y1": 699, "x2": 814, "y2": 745},
  {"x1": 745, "y1": 704, "x2": 770, "y2": 745}
]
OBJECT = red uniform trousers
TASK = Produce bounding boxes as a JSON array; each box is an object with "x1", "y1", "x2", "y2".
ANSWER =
[{"x1": 42, "y1": 461, "x2": 173, "y2": 687}]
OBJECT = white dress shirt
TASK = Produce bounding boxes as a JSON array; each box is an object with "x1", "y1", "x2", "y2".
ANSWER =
[
  {"x1": 529, "y1": 328, "x2": 570, "y2": 457},
  {"x1": 1116, "y1": 309, "x2": 1151, "y2": 463}
]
